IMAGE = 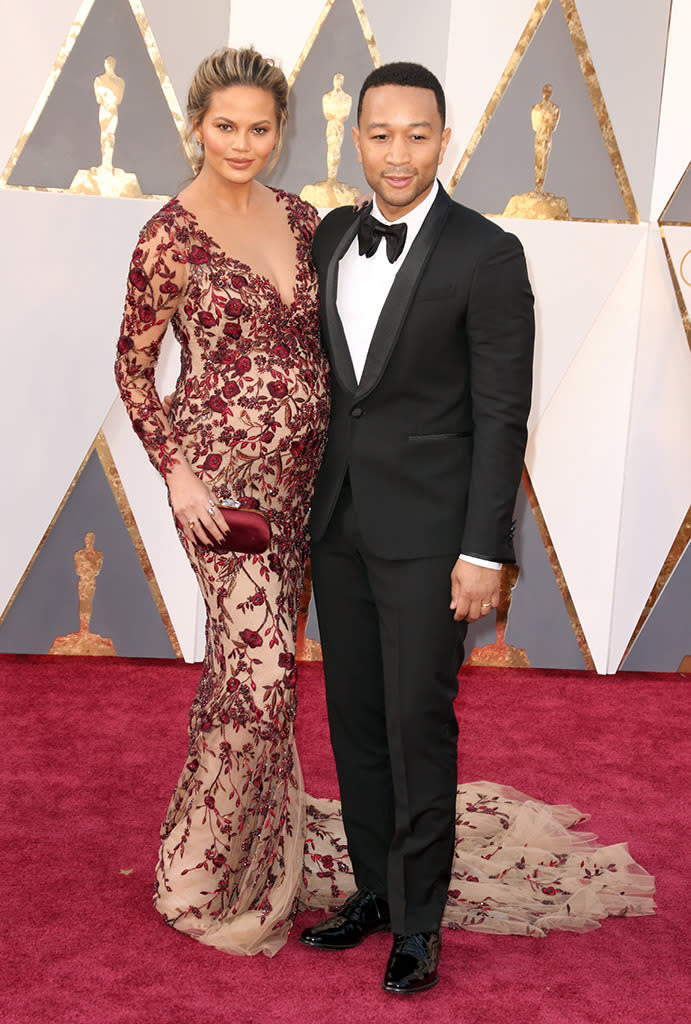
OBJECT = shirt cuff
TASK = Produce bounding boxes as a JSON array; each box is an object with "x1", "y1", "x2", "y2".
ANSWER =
[{"x1": 459, "y1": 554, "x2": 503, "y2": 571}]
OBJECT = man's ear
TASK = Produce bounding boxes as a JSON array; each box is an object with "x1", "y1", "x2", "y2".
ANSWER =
[
  {"x1": 438, "y1": 126, "x2": 451, "y2": 166},
  {"x1": 352, "y1": 125, "x2": 363, "y2": 165}
]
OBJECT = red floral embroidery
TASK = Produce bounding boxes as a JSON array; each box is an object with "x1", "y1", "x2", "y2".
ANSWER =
[{"x1": 117, "y1": 190, "x2": 331, "y2": 951}]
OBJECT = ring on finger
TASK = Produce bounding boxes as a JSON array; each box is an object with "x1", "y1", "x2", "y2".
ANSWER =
[{"x1": 481, "y1": 601, "x2": 491, "y2": 609}]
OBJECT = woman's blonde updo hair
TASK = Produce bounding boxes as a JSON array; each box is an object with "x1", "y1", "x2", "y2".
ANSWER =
[{"x1": 185, "y1": 47, "x2": 289, "y2": 175}]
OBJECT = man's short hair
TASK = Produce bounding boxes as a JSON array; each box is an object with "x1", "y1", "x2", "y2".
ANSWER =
[{"x1": 357, "y1": 62, "x2": 446, "y2": 126}]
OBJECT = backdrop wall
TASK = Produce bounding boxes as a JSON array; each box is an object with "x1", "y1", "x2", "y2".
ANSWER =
[{"x1": 1, "y1": 0, "x2": 689, "y2": 673}]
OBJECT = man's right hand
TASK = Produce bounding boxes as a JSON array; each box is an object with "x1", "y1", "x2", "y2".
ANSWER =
[{"x1": 450, "y1": 559, "x2": 501, "y2": 622}]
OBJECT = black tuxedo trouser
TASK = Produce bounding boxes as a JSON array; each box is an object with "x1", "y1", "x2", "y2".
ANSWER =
[{"x1": 311, "y1": 476, "x2": 467, "y2": 934}]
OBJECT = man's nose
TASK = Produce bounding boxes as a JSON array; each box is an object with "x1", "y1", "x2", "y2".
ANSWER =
[{"x1": 387, "y1": 135, "x2": 410, "y2": 165}]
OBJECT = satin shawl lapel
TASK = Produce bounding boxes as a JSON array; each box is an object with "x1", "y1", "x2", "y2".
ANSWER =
[
  {"x1": 322, "y1": 215, "x2": 360, "y2": 394},
  {"x1": 356, "y1": 189, "x2": 452, "y2": 401}
]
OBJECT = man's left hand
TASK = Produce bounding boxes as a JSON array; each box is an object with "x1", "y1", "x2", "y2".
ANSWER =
[{"x1": 450, "y1": 560, "x2": 501, "y2": 622}]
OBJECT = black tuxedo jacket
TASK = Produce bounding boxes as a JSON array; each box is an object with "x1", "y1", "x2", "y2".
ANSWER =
[{"x1": 310, "y1": 187, "x2": 535, "y2": 562}]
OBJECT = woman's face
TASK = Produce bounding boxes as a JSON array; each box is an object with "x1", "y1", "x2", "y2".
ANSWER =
[{"x1": 195, "y1": 85, "x2": 279, "y2": 185}]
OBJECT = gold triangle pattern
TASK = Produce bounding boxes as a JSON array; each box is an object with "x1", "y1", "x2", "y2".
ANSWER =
[
  {"x1": 446, "y1": 0, "x2": 638, "y2": 224},
  {"x1": 288, "y1": 0, "x2": 381, "y2": 88},
  {"x1": 658, "y1": 165, "x2": 691, "y2": 353},
  {"x1": 522, "y1": 466, "x2": 595, "y2": 669},
  {"x1": 659, "y1": 229, "x2": 691, "y2": 354},
  {"x1": 658, "y1": 160, "x2": 691, "y2": 226},
  {"x1": 618, "y1": 506, "x2": 691, "y2": 669},
  {"x1": 0, "y1": 429, "x2": 182, "y2": 658},
  {"x1": 0, "y1": 0, "x2": 192, "y2": 195}
]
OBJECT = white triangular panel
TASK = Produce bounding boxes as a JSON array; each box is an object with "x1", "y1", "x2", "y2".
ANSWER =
[
  {"x1": 229, "y1": 0, "x2": 328, "y2": 76},
  {"x1": 441, "y1": 0, "x2": 537, "y2": 181},
  {"x1": 659, "y1": 225, "x2": 691, "y2": 315},
  {"x1": 609, "y1": 226, "x2": 691, "y2": 670},
  {"x1": 501, "y1": 219, "x2": 646, "y2": 433},
  {"x1": 526, "y1": 231, "x2": 647, "y2": 671},
  {"x1": 0, "y1": 0, "x2": 77, "y2": 169},
  {"x1": 651, "y1": 0, "x2": 691, "y2": 221},
  {"x1": 0, "y1": 189, "x2": 160, "y2": 611},
  {"x1": 102, "y1": 383, "x2": 205, "y2": 663}
]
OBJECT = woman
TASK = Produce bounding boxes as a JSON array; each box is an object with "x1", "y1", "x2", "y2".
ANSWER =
[{"x1": 115, "y1": 47, "x2": 331, "y2": 956}]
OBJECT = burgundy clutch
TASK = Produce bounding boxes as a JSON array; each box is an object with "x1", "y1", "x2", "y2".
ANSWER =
[{"x1": 209, "y1": 506, "x2": 271, "y2": 555}]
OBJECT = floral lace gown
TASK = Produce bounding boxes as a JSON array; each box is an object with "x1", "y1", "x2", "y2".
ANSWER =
[
  {"x1": 116, "y1": 191, "x2": 654, "y2": 958},
  {"x1": 117, "y1": 190, "x2": 330, "y2": 956}
]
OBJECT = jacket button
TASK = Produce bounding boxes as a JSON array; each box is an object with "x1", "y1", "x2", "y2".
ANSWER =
[{"x1": 351, "y1": 406, "x2": 364, "y2": 418}]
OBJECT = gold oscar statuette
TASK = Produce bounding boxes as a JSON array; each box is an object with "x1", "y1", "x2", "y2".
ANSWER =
[
  {"x1": 504, "y1": 84, "x2": 570, "y2": 221},
  {"x1": 49, "y1": 532, "x2": 116, "y2": 655},
  {"x1": 300, "y1": 73, "x2": 360, "y2": 208},
  {"x1": 466, "y1": 563, "x2": 530, "y2": 668},
  {"x1": 70, "y1": 56, "x2": 142, "y2": 198}
]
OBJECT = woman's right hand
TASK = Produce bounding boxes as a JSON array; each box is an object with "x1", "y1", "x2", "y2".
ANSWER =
[{"x1": 166, "y1": 460, "x2": 229, "y2": 546}]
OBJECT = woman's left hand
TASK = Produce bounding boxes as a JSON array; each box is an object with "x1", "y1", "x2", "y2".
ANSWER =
[{"x1": 353, "y1": 191, "x2": 373, "y2": 212}]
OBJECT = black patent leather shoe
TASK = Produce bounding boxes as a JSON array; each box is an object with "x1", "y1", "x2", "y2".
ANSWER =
[
  {"x1": 299, "y1": 889, "x2": 390, "y2": 950},
  {"x1": 382, "y1": 930, "x2": 441, "y2": 994}
]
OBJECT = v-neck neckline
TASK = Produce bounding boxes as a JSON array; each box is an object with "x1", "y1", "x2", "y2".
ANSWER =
[{"x1": 172, "y1": 190, "x2": 300, "y2": 310}]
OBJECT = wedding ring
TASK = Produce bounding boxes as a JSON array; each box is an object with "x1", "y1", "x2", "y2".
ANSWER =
[
  {"x1": 481, "y1": 602, "x2": 491, "y2": 609},
  {"x1": 188, "y1": 519, "x2": 196, "y2": 527}
]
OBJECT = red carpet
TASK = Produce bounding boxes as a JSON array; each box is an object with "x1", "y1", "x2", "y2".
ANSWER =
[{"x1": 2, "y1": 655, "x2": 689, "y2": 1023}]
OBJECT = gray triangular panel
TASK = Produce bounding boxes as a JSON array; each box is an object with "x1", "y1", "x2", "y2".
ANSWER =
[
  {"x1": 9, "y1": 0, "x2": 189, "y2": 196},
  {"x1": 452, "y1": 2, "x2": 628, "y2": 220},
  {"x1": 0, "y1": 450, "x2": 175, "y2": 658},
  {"x1": 660, "y1": 163, "x2": 691, "y2": 224},
  {"x1": 621, "y1": 539, "x2": 691, "y2": 672},
  {"x1": 464, "y1": 485, "x2": 587, "y2": 668},
  {"x1": 266, "y1": 0, "x2": 373, "y2": 196}
]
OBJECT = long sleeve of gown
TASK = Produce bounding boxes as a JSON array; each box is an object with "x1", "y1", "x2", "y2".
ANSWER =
[{"x1": 115, "y1": 218, "x2": 187, "y2": 478}]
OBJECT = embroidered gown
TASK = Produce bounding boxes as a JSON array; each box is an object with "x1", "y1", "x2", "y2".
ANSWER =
[
  {"x1": 116, "y1": 190, "x2": 654, "y2": 958},
  {"x1": 116, "y1": 190, "x2": 330, "y2": 956}
]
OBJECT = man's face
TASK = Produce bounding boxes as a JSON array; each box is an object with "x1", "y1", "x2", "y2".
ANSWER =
[{"x1": 353, "y1": 84, "x2": 450, "y2": 221}]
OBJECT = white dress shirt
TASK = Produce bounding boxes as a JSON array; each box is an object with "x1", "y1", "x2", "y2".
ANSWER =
[
  {"x1": 336, "y1": 181, "x2": 501, "y2": 572},
  {"x1": 336, "y1": 182, "x2": 439, "y2": 382}
]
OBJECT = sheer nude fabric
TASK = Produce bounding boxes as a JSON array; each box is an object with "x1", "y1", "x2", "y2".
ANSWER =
[
  {"x1": 302, "y1": 783, "x2": 655, "y2": 938},
  {"x1": 116, "y1": 192, "x2": 329, "y2": 956}
]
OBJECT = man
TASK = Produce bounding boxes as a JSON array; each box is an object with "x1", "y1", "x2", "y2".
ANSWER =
[{"x1": 299, "y1": 62, "x2": 534, "y2": 993}]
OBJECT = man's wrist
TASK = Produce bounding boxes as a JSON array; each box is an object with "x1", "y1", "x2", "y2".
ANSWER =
[{"x1": 458, "y1": 554, "x2": 502, "y2": 571}]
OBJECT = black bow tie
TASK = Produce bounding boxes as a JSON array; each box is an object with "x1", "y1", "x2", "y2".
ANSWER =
[{"x1": 357, "y1": 211, "x2": 408, "y2": 263}]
